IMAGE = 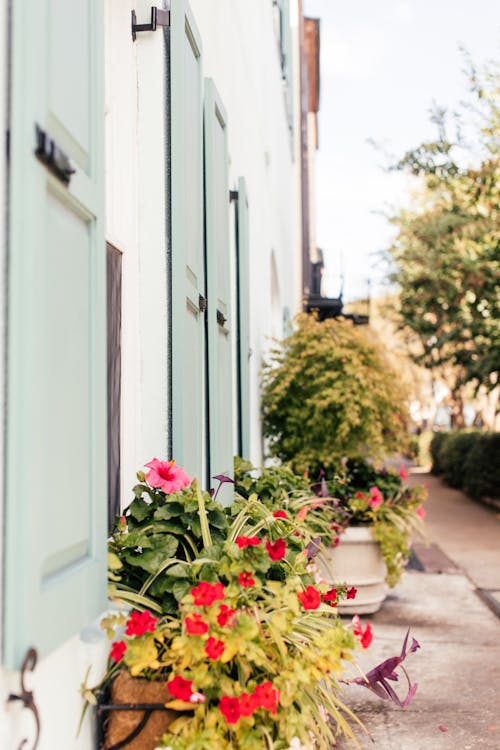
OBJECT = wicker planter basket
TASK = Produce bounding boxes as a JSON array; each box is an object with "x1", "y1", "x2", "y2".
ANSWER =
[{"x1": 98, "y1": 671, "x2": 179, "y2": 750}]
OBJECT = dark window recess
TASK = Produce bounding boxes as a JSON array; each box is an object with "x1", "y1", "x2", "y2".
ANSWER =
[{"x1": 107, "y1": 243, "x2": 122, "y2": 530}]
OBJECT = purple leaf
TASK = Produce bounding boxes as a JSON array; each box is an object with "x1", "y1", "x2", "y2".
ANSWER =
[
  {"x1": 347, "y1": 629, "x2": 421, "y2": 708},
  {"x1": 211, "y1": 474, "x2": 235, "y2": 501},
  {"x1": 212, "y1": 474, "x2": 235, "y2": 484}
]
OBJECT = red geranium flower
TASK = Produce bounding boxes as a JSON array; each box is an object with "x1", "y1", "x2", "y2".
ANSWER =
[
  {"x1": 144, "y1": 458, "x2": 190, "y2": 494},
  {"x1": 297, "y1": 585, "x2": 321, "y2": 610},
  {"x1": 265, "y1": 538, "x2": 287, "y2": 561},
  {"x1": 238, "y1": 571, "x2": 256, "y2": 588},
  {"x1": 205, "y1": 636, "x2": 225, "y2": 660},
  {"x1": 272, "y1": 510, "x2": 287, "y2": 519},
  {"x1": 185, "y1": 613, "x2": 209, "y2": 635},
  {"x1": 190, "y1": 581, "x2": 225, "y2": 606},
  {"x1": 253, "y1": 681, "x2": 280, "y2": 714},
  {"x1": 217, "y1": 604, "x2": 236, "y2": 627},
  {"x1": 109, "y1": 640, "x2": 127, "y2": 663},
  {"x1": 346, "y1": 586, "x2": 357, "y2": 600},
  {"x1": 167, "y1": 675, "x2": 193, "y2": 701},
  {"x1": 219, "y1": 696, "x2": 241, "y2": 724},
  {"x1": 352, "y1": 614, "x2": 373, "y2": 649},
  {"x1": 125, "y1": 610, "x2": 158, "y2": 637},
  {"x1": 235, "y1": 536, "x2": 261, "y2": 548},
  {"x1": 323, "y1": 587, "x2": 338, "y2": 606},
  {"x1": 239, "y1": 692, "x2": 259, "y2": 717}
]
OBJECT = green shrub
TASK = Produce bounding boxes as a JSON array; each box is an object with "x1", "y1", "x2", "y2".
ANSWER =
[
  {"x1": 429, "y1": 431, "x2": 449, "y2": 475},
  {"x1": 440, "y1": 431, "x2": 482, "y2": 489},
  {"x1": 261, "y1": 314, "x2": 409, "y2": 475},
  {"x1": 463, "y1": 433, "x2": 500, "y2": 500}
]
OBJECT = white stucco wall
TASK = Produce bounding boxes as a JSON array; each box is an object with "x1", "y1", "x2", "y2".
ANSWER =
[
  {"x1": 105, "y1": 0, "x2": 169, "y2": 498},
  {"x1": 0, "y1": 1, "x2": 303, "y2": 747},
  {"x1": 189, "y1": 0, "x2": 303, "y2": 464}
]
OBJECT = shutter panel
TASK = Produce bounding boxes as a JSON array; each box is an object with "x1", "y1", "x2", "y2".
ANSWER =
[
  {"x1": 170, "y1": 0, "x2": 206, "y2": 481},
  {"x1": 4, "y1": 1, "x2": 106, "y2": 666},
  {"x1": 236, "y1": 178, "x2": 251, "y2": 460},
  {"x1": 204, "y1": 79, "x2": 233, "y2": 504}
]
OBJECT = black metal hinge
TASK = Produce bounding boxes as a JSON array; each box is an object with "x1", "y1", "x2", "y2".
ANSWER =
[
  {"x1": 131, "y1": 7, "x2": 170, "y2": 41},
  {"x1": 229, "y1": 190, "x2": 239, "y2": 202},
  {"x1": 198, "y1": 294, "x2": 208, "y2": 314}
]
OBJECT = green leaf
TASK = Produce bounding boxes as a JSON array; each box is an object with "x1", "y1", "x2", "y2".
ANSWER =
[
  {"x1": 172, "y1": 579, "x2": 192, "y2": 601},
  {"x1": 153, "y1": 502, "x2": 184, "y2": 520},
  {"x1": 165, "y1": 562, "x2": 190, "y2": 578},
  {"x1": 129, "y1": 497, "x2": 152, "y2": 522},
  {"x1": 207, "y1": 509, "x2": 227, "y2": 529}
]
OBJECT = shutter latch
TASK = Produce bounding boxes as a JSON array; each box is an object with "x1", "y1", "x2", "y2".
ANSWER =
[{"x1": 131, "y1": 7, "x2": 170, "y2": 41}]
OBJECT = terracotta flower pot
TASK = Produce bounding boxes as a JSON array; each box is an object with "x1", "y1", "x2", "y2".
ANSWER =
[
  {"x1": 317, "y1": 526, "x2": 388, "y2": 614},
  {"x1": 100, "y1": 670, "x2": 179, "y2": 750}
]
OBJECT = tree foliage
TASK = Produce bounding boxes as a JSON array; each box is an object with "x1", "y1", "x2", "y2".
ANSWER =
[
  {"x1": 260, "y1": 314, "x2": 409, "y2": 474},
  {"x1": 387, "y1": 58, "x2": 500, "y2": 406}
]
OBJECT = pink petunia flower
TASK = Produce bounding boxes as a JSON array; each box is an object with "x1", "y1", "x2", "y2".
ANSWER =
[
  {"x1": 400, "y1": 465, "x2": 408, "y2": 480},
  {"x1": 369, "y1": 486, "x2": 383, "y2": 509},
  {"x1": 416, "y1": 505, "x2": 426, "y2": 519},
  {"x1": 144, "y1": 458, "x2": 190, "y2": 494}
]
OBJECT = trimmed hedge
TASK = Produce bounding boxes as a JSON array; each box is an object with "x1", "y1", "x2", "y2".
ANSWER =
[
  {"x1": 463, "y1": 433, "x2": 500, "y2": 500},
  {"x1": 430, "y1": 430, "x2": 500, "y2": 500},
  {"x1": 429, "y1": 431, "x2": 448, "y2": 475},
  {"x1": 440, "y1": 431, "x2": 482, "y2": 489}
]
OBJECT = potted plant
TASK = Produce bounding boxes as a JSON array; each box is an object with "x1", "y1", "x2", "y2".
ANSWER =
[
  {"x1": 316, "y1": 459, "x2": 428, "y2": 613},
  {"x1": 234, "y1": 457, "x2": 427, "y2": 615},
  {"x1": 83, "y1": 459, "x2": 376, "y2": 750}
]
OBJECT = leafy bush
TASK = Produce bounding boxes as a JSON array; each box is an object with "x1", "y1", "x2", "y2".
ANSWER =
[
  {"x1": 439, "y1": 431, "x2": 482, "y2": 488},
  {"x1": 261, "y1": 314, "x2": 409, "y2": 475},
  {"x1": 429, "y1": 431, "x2": 449, "y2": 474},
  {"x1": 463, "y1": 433, "x2": 500, "y2": 500}
]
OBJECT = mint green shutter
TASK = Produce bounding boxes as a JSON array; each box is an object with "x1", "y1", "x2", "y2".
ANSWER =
[
  {"x1": 4, "y1": 1, "x2": 106, "y2": 667},
  {"x1": 236, "y1": 178, "x2": 251, "y2": 459},
  {"x1": 170, "y1": 0, "x2": 206, "y2": 482},
  {"x1": 204, "y1": 79, "x2": 233, "y2": 504}
]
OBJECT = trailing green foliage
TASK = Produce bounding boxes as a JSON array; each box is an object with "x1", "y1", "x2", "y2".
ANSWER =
[
  {"x1": 235, "y1": 456, "x2": 427, "y2": 588},
  {"x1": 261, "y1": 314, "x2": 409, "y2": 475}
]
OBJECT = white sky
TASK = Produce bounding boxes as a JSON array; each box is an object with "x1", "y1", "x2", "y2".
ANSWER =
[{"x1": 303, "y1": 0, "x2": 500, "y2": 302}]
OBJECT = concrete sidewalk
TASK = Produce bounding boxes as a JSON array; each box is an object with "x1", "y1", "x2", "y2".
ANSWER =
[{"x1": 337, "y1": 471, "x2": 500, "y2": 750}]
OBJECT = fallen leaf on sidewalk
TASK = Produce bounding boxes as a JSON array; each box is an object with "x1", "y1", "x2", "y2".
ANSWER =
[{"x1": 438, "y1": 725, "x2": 448, "y2": 732}]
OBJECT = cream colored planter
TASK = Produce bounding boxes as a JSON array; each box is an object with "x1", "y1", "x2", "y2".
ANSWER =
[{"x1": 317, "y1": 526, "x2": 388, "y2": 615}]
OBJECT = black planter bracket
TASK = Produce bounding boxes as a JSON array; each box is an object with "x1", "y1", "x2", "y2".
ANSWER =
[{"x1": 131, "y1": 7, "x2": 170, "y2": 41}]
